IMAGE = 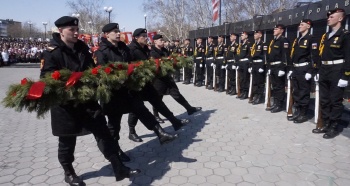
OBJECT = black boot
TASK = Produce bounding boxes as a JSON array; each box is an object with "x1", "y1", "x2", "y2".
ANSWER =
[
  {"x1": 207, "y1": 84, "x2": 213, "y2": 90},
  {"x1": 287, "y1": 106, "x2": 300, "y2": 121},
  {"x1": 62, "y1": 164, "x2": 84, "y2": 186},
  {"x1": 154, "y1": 111, "x2": 165, "y2": 123},
  {"x1": 240, "y1": 91, "x2": 248, "y2": 100},
  {"x1": 109, "y1": 156, "x2": 140, "y2": 181},
  {"x1": 266, "y1": 98, "x2": 277, "y2": 111},
  {"x1": 187, "y1": 107, "x2": 202, "y2": 115},
  {"x1": 323, "y1": 122, "x2": 340, "y2": 139},
  {"x1": 128, "y1": 127, "x2": 143, "y2": 142},
  {"x1": 293, "y1": 107, "x2": 308, "y2": 123},
  {"x1": 271, "y1": 101, "x2": 283, "y2": 113},
  {"x1": 153, "y1": 123, "x2": 178, "y2": 144},
  {"x1": 230, "y1": 87, "x2": 237, "y2": 95},
  {"x1": 250, "y1": 94, "x2": 257, "y2": 104},
  {"x1": 312, "y1": 121, "x2": 331, "y2": 134},
  {"x1": 252, "y1": 94, "x2": 263, "y2": 105},
  {"x1": 116, "y1": 142, "x2": 130, "y2": 162}
]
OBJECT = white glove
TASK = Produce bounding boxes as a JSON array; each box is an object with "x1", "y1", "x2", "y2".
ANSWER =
[
  {"x1": 225, "y1": 65, "x2": 229, "y2": 70},
  {"x1": 248, "y1": 67, "x2": 252, "y2": 73},
  {"x1": 314, "y1": 74, "x2": 319, "y2": 82},
  {"x1": 338, "y1": 79, "x2": 348, "y2": 87},
  {"x1": 236, "y1": 66, "x2": 239, "y2": 70},
  {"x1": 287, "y1": 71, "x2": 293, "y2": 79},
  {"x1": 232, "y1": 65, "x2": 236, "y2": 70},
  {"x1": 213, "y1": 64, "x2": 216, "y2": 69},
  {"x1": 211, "y1": 63, "x2": 214, "y2": 66},
  {"x1": 221, "y1": 65, "x2": 226, "y2": 69},
  {"x1": 200, "y1": 64, "x2": 203, "y2": 68},
  {"x1": 278, "y1": 70, "x2": 285, "y2": 77},
  {"x1": 258, "y1": 68, "x2": 264, "y2": 73},
  {"x1": 268, "y1": 69, "x2": 271, "y2": 75},
  {"x1": 305, "y1": 73, "x2": 312, "y2": 80}
]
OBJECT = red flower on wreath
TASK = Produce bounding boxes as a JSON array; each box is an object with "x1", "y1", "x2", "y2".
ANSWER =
[
  {"x1": 91, "y1": 68, "x2": 98, "y2": 75},
  {"x1": 51, "y1": 71, "x2": 61, "y2": 80},
  {"x1": 117, "y1": 64, "x2": 123, "y2": 70},
  {"x1": 104, "y1": 67, "x2": 112, "y2": 74},
  {"x1": 97, "y1": 65, "x2": 102, "y2": 69},
  {"x1": 109, "y1": 64, "x2": 115, "y2": 68},
  {"x1": 21, "y1": 78, "x2": 28, "y2": 85},
  {"x1": 12, "y1": 92, "x2": 17, "y2": 97}
]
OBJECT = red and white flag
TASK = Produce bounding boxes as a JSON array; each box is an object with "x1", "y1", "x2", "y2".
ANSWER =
[{"x1": 212, "y1": 0, "x2": 220, "y2": 22}]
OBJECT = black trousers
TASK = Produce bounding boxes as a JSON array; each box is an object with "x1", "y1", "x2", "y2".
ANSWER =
[
  {"x1": 173, "y1": 68, "x2": 181, "y2": 81},
  {"x1": 215, "y1": 59, "x2": 225, "y2": 88},
  {"x1": 58, "y1": 117, "x2": 117, "y2": 167},
  {"x1": 227, "y1": 63, "x2": 236, "y2": 88},
  {"x1": 252, "y1": 63, "x2": 265, "y2": 95},
  {"x1": 184, "y1": 67, "x2": 192, "y2": 82},
  {"x1": 292, "y1": 66, "x2": 311, "y2": 107},
  {"x1": 270, "y1": 65, "x2": 286, "y2": 103},
  {"x1": 128, "y1": 83, "x2": 176, "y2": 129},
  {"x1": 237, "y1": 61, "x2": 250, "y2": 92},
  {"x1": 319, "y1": 64, "x2": 344, "y2": 123},
  {"x1": 153, "y1": 87, "x2": 192, "y2": 116},
  {"x1": 205, "y1": 59, "x2": 214, "y2": 86},
  {"x1": 195, "y1": 60, "x2": 204, "y2": 83}
]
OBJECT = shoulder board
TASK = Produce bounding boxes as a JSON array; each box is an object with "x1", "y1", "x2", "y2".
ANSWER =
[
  {"x1": 343, "y1": 29, "x2": 349, "y2": 34},
  {"x1": 46, "y1": 45, "x2": 58, "y2": 52}
]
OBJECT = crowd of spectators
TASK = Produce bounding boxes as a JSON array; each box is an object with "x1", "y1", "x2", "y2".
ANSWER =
[{"x1": 0, "y1": 38, "x2": 48, "y2": 67}]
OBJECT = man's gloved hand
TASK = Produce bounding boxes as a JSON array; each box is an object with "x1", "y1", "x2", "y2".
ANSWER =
[
  {"x1": 287, "y1": 71, "x2": 293, "y2": 79},
  {"x1": 267, "y1": 69, "x2": 271, "y2": 75},
  {"x1": 258, "y1": 68, "x2": 264, "y2": 73},
  {"x1": 305, "y1": 73, "x2": 312, "y2": 80},
  {"x1": 221, "y1": 65, "x2": 226, "y2": 69},
  {"x1": 338, "y1": 79, "x2": 348, "y2": 87},
  {"x1": 200, "y1": 64, "x2": 203, "y2": 68},
  {"x1": 278, "y1": 70, "x2": 285, "y2": 77},
  {"x1": 248, "y1": 67, "x2": 252, "y2": 73},
  {"x1": 232, "y1": 65, "x2": 236, "y2": 70}
]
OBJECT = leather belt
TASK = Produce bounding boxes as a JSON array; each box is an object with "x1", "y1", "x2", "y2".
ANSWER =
[
  {"x1": 253, "y1": 59, "x2": 263, "y2": 63},
  {"x1": 195, "y1": 57, "x2": 202, "y2": 59},
  {"x1": 227, "y1": 59, "x2": 235, "y2": 62},
  {"x1": 239, "y1": 58, "x2": 249, "y2": 62},
  {"x1": 293, "y1": 62, "x2": 309, "y2": 67},
  {"x1": 270, "y1": 61, "x2": 282, "y2": 65},
  {"x1": 207, "y1": 57, "x2": 214, "y2": 60},
  {"x1": 322, "y1": 59, "x2": 344, "y2": 65},
  {"x1": 216, "y1": 56, "x2": 224, "y2": 59}
]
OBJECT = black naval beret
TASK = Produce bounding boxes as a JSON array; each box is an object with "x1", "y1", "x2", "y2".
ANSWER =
[
  {"x1": 218, "y1": 35, "x2": 225, "y2": 38},
  {"x1": 54, "y1": 16, "x2": 79, "y2": 28},
  {"x1": 133, "y1": 28, "x2": 147, "y2": 37},
  {"x1": 301, "y1": 19, "x2": 313, "y2": 27},
  {"x1": 153, "y1": 34, "x2": 163, "y2": 40},
  {"x1": 208, "y1": 36, "x2": 214, "y2": 39},
  {"x1": 241, "y1": 31, "x2": 249, "y2": 35},
  {"x1": 185, "y1": 38, "x2": 191, "y2": 41},
  {"x1": 254, "y1": 30, "x2": 263, "y2": 34},
  {"x1": 102, "y1": 23, "x2": 119, "y2": 32},
  {"x1": 230, "y1": 33, "x2": 238, "y2": 36},
  {"x1": 327, "y1": 8, "x2": 345, "y2": 18},
  {"x1": 173, "y1": 39, "x2": 180, "y2": 42},
  {"x1": 274, "y1": 24, "x2": 286, "y2": 30}
]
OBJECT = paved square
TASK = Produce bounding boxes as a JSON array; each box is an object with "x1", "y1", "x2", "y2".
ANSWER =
[{"x1": 1, "y1": 65, "x2": 350, "y2": 186}]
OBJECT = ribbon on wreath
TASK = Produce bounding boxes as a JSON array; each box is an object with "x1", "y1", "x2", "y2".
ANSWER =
[
  {"x1": 66, "y1": 72, "x2": 83, "y2": 88},
  {"x1": 154, "y1": 59, "x2": 160, "y2": 74},
  {"x1": 27, "y1": 81, "x2": 46, "y2": 100}
]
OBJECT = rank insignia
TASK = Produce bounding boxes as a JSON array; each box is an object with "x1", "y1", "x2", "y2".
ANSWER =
[
  {"x1": 304, "y1": 40, "x2": 307, "y2": 45},
  {"x1": 284, "y1": 43, "x2": 289, "y2": 48},
  {"x1": 258, "y1": 45, "x2": 261, "y2": 50},
  {"x1": 263, "y1": 46, "x2": 267, "y2": 51},
  {"x1": 334, "y1": 37, "x2": 338, "y2": 44},
  {"x1": 312, "y1": 43, "x2": 317, "y2": 49}
]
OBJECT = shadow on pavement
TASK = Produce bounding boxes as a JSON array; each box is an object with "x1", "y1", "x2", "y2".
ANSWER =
[{"x1": 80, "y1": 109, "x2": 216, "y2": 184}]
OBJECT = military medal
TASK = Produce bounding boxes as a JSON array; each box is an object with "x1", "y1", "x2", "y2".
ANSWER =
[{"x1": 334, "y1": 37, "x2": 338, "y2": 44}]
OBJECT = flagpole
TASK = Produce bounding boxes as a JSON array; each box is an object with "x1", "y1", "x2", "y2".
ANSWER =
[{"x1": 219, "y1": 0, "x2": 222, "y2": 25}]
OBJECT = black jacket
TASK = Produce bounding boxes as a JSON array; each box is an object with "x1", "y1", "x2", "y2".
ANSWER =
[
  {"x1": 95, "y1": 37, "x2": 131, "y2": 64},
  {"x1": 95, "y1": 38, "x2": 133, "y2": 115},
  {"x1": 128, "y1": 39, "x2": 150, "y2": 61},
  {"x1": 150, "y1": 46, "x2": 178, "y2": 95},
  {"x1": 41, "y1": 33, "x2": 105, "y2": 136},
  {"x1": 267, "y1": 35, "x2": 290, "y2": 71}
]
